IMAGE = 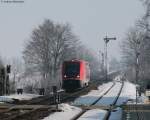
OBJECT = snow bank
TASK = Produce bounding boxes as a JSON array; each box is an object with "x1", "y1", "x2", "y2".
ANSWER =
[
  {"x1": 78, "y1": 109, "x2": 107, "y2": 120},
  {"x1": 42, "y1": 103, "x2": 82, "y2": 120}
]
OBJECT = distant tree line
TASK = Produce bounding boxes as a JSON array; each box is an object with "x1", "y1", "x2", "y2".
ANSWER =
[{"x1": 121, "y1": 0, "x2": 150, "y2": 90}]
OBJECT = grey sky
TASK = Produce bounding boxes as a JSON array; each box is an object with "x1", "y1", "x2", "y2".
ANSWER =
[{"x1": 0, "y1": 0, "x2": 144, "y2": 59}]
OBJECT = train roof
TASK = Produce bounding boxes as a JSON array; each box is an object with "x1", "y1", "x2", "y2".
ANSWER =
[{"x1": 63, "y1": 59, "x2": 88, "y2": 63}]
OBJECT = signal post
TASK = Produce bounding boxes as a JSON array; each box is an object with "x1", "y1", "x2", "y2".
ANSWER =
[{"x1": 103, "y1": 36, "x2": 116, "y2": 81}]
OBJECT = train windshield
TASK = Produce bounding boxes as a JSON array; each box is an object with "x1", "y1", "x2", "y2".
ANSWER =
[
  {"x1": 64, "y1": 62, "x2": 80, "y2": 77},
  {"x1": 147, "y1": 85, "x2": 150, "y2": 89}
]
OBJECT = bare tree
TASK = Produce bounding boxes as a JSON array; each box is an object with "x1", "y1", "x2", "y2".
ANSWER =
[
  {"x1": 121, "y1": 26, "x2": 147, "y2": 82},
  {"x1": 121, "y1": 27, "x2": 142, "y2": 66},
  {"x1": 23, "y1": 19, "x2": 79, "y2": 91},
  {"x1": 121, "y1": 0, "x2": 150, "y2": 87}
]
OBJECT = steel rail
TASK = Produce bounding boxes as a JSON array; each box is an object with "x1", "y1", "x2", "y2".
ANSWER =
[
  {"x1": 104, "y1": 81, "x2": 124, "y2": 120},
  {"x1": 71, "y1": 82, "x2": 116, "y2": 120}
]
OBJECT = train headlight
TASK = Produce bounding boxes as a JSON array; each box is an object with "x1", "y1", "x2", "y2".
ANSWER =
[
  {"x1": 77, "y1": 75, "x2": 80, "y2": 78},
  {"x1": 64, "y1": 75, "x2": 67, "y2": 78}
]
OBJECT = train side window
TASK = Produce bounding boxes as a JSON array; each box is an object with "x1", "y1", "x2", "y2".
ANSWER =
[{"x1": 86, "y1": 64, "x2": 90, "y2": 79}]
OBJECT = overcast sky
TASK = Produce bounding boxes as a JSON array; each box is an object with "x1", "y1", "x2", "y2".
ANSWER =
[{"x1": 0, "y1": 0, "x2": 144, "y2": 60}]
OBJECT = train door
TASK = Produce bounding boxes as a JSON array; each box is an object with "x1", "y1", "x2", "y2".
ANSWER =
[{"x1": 85, "y1": 63, "x2": 90, "y2": 86}]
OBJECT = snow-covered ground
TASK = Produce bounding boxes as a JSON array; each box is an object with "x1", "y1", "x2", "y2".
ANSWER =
[
  {"x1": 0, "y1": 93, "x2": 41, "y2": 103},
  {"x1": 6, "y1": 93, "x2": 41, "y2": 100},
  {"x1": 43, "y1": 104, "x2": 82, "y2": 120},
  {"x1": 78, "y1": 109, "x2": 107, "y2": 120}
]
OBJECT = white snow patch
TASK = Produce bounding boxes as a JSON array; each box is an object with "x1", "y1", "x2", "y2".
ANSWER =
[
  {"x1": 42, "y1": 103, "x2": 82, "y2": 120},
  {"x1": 78, "y1": 109, "x2": 107, "y2": 120},
  {"x1": 3, "y1": 93, "x2": 41, "y2": 101}
]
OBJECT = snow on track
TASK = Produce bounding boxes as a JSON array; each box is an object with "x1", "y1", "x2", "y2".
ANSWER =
[
  {"x1": 109, "y1": 107, "x2": 122, "y2": 120},
  {"x1": 116, "y1": 81, "x2": 136, "y2": 105},
  {"x1": 42, "y1": 81, "x2": 137, "y2": 120},
  {"x1": 77, "y1": 109, "x2": 107, "y2": 120},
  {"x1": 95, "y1": 82, "x2": 122, "y2": 105},
  {"x1": 109, "y1": 82, "x2": 136, "y2": 120},
  {"x1": 42, "y1": 82, "x2": 114, "y2": 120},
  {"x1": 73, "y1": 82, "x2": 114, "y2": 106}
]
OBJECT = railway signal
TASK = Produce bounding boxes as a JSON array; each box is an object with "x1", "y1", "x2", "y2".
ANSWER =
[{"x1": 103, "y1": 36, "x2": 116, "y2": 81}]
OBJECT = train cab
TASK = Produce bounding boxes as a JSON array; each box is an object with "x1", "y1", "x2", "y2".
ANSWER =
[{"x1": 62, "y1": 60, "x2": 90, "y2": 91}]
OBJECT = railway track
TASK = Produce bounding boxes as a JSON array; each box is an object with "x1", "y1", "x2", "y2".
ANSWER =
[
  {"x1": 71, "y1": 81, "x2": 124, "y2": 120},
  {"x1": 0, "y1": 72, "x2": 119, "y2": 120},
  {"x1": 0, "y1": 105, "x2": 55, "y2": 120},
  {"x1": 0, "y1": 81, "x2": 118, "y2": 120},
  {"x1": 104, "y1": 81, "x2": 124, "y2": 120},
  {"x1": 14, "y1": 79, "x2": 100, "y2": 106},
  {"x1": 70, "y1": 82, "x2": 116, "y2": 120},
  {"x1": 16, "y1": 84, "x2": 94, "y2": 105},
  {"x1": 0, "y1": 82, "x2": 98, "y2": 120}
]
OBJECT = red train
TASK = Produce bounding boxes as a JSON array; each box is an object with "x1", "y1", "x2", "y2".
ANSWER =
[{"x1": 62, "y1": 60, "x2": 90, "y2": 91}]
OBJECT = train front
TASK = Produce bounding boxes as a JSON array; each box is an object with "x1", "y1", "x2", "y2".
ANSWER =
[{"x1": 62, "y1": 60, "x2": 82, "y2": 91}]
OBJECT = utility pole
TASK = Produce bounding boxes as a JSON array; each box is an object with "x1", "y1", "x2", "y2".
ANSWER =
[
  {"x1": 99, "y1": 51, "x2": 104, "y2": 74},
  {"x1": 135, "y1": 41, "x2": 140, "y2": 105},
  {"x1": 136, "y1": 52, "x2": 140, "y2": 104},
  {"x1": 104, "y1": 36, "x2": 116, "y2": 81}
]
